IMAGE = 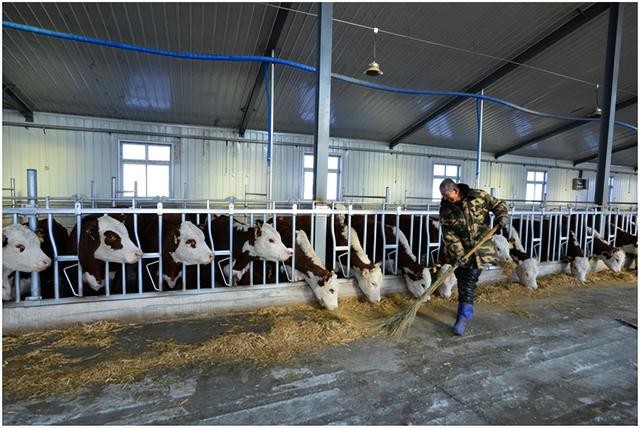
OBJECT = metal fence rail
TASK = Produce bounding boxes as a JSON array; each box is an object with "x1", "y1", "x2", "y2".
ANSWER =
[{"x1": 3, "y1": 200, "x2": 637, "y2": 306}]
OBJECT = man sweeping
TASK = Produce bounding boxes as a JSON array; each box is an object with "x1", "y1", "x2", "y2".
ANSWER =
[{"x1": 439, "y1": 178, "x2": 509, "y2": 336}]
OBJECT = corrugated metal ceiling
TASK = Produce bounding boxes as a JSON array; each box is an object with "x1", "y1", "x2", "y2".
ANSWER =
[{"x1": 2, "y1": 2, "x2": 637, "y2": 167}]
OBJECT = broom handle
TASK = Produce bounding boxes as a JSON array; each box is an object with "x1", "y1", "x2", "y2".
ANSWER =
[{"x1": 418, "y1": 224, "x2": 501, "y2": 304}]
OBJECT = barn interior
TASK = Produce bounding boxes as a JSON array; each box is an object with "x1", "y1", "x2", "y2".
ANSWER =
[{"x1": 2, "y1": 2, "x2": 638, "y2": 425}]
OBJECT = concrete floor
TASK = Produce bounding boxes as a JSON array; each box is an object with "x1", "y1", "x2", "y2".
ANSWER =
[{"x1": 2, "y1": 282, "x2": 637, "y2": 425}]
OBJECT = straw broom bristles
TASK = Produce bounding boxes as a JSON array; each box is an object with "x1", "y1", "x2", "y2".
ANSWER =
[
  {"x1": 379, "y1": 262, "x2": 458, "y2": 337},
  {"x1": 378, "y1": 225, "x2": 500, "y2": 338}
]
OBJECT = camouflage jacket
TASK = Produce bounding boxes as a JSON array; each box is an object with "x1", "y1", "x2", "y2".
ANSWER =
[{"x1": 439, "y1": 183, "x2": 508, "y2": 269}]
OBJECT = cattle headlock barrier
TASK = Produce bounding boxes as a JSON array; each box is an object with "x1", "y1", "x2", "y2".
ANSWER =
[{"x1": 2, "y1": 197, "x2": 637, "y2": 333}]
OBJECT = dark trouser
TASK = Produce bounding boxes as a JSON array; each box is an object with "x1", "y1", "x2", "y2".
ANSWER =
[{"x1": 455, "y1": 264, "x2": 482, "y2": 304}]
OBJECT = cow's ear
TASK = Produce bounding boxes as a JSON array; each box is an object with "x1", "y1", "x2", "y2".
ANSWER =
[
  {"x1": 173, "y1": 229, "x2": 181, "y2": 246},
  {"x1": 254, "y1": 223, "x2": 263, "y2": 238},
  {"x1": 374, "y1": 262, "x2": 381, "y2": 268}
]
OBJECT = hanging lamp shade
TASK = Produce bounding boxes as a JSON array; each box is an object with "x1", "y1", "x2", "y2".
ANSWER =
[
  {"x1": 365, "y1": 60, "x2": 383, "y2": 76},
  {"x1": 588, "y1": 84, "x2": 602, "y2": 118},
  {"x1": 364, "y1": 27, "x2": 383, "y2": 76}
]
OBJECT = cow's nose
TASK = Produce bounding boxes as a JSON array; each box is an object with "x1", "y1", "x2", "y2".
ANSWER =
[
  {"x1": 135, "y1": 250, "x2": 143, "y2": 257},
  {"x1": 208, "y1": 253, "x2": 214, "y2": 260},
  {"x1": 42, "y1": 258, "x2": 52, "y2": 267}
]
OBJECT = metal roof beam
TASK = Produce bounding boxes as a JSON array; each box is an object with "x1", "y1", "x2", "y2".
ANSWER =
[
  {"x1": 238, "y1": 2, "x2": 291, "y2": 137},
  {"x1": 494, "y1": 96, "x2": 637, "y2": 159},
  {"x1": 388, "y1": 3, "x2": 610, "y2": 149},
  {"x1": 573, "y1": 140, "x2": 637, "y2": 166},
  {"x1": 3, "y1": 79, "x2": 34, "y2": 122}
]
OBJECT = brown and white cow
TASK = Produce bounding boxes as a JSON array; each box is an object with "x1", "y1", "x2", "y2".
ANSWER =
[
  {"x1": 140, "y1": 216, "x2": 214, "y2": 289},
  {"x1": 282, "y1": 229, "x2": 339, "y2": 310},
  {"x1": 566, "y1": 231, "x2": 590, "y2": 282},
  {"x1": 68, "y1": 215, "x2": 143, "y2": 293},
  {"x1": 351, "y1": 215, "x2": 431, "y2": 298},
  {"x1": 588, "y1": 227, "x2": 625, "y2": 272},
  {"x1": 2, "y1": 224, "x2": 52, "y2": 301},
  {"x1": 499, "y1": 226, "x2": 540, "y2": 289},
  {"x1": 211, "y1": 216, "x2": 292, "y2": 286},
  {"x1": 278, "y1": 213, "x2": 382, "y2": 304},
  {"x1": 12, "y1": 218, "x2": 71, "y2": 300}
]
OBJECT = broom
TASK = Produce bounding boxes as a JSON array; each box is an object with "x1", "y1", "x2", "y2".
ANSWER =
[{"x1": 378, "y1": 224, "x2": 501, "y2": 338}]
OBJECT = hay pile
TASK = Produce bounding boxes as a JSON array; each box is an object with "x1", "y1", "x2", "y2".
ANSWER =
[
  {"x1": 498, "y1": 260, "x2": 518, "y2": 277},
  {"x1": 3, "y1": 268, "x2": 635, "y2": 400},
  {"x1": 3, "y1": 301, "x2": 405, "y2": 400}
]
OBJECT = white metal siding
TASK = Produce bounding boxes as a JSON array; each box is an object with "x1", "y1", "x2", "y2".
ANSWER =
[{"x1": 2, "y1": 110, "x2": 637, "y2": 205}]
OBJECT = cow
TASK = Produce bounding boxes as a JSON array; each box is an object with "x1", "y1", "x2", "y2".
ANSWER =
[
  {"x1": 275, "y1": 213, "x2": 383, "y2": 304},
  {"x1": 280, "y1": 228, "x2": 339, "y2": 310},
  {"x1": 433, "y1": 263, "x2": 458, "y2": 299},
  {"x1": 13, "y1": 218, "x2": 71, "y2": 299},
  {"x1": 566, "y1": 231, "x2": 590, "y2": 282},
  {"x1": 210, "y1": 216, "x2": 292, "y2": 286},
  {"x1": 588, "y1": 227, "x2": 625, "y2": 272},
  {"x1": 499, "y1": 225, "x2": 540, "y2": 289},
  {"x1": 68, "y1": 215, "x2": 143, "y2": 294},
  {"x1": 351, "y1": 215, "x2": 431, "y2": 298},
  {"x1": 139, "y1": 216, "x2": 214, "y2": 289},
  {"x1": 2, "y1": 224, "x2": 52, "y2": 301}
]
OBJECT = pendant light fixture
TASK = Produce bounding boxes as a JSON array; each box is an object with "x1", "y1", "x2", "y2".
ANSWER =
[
  {"x1": 364, "y1": 27, "x2": 383, "y2": 77},
  {"x1": 588, "y1": 84, "x2": 602, "y2": 118}
]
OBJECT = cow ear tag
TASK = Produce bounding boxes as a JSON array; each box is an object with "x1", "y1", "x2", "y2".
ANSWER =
[
  {"x1": 173, "y1": 233, "x2": 179, "y2": 245},
  {"x1": 36, "y1": 230, "x2": 45, "y2": 243}
]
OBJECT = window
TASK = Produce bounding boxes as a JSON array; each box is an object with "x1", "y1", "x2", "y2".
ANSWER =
[
  {"x1": 526, "y1": 170, "x2": 547, "y2": 202},
  {"x1": 303, "y1": 154, "x2": 341, "y2": 200},
  {"x1": 432, "y1": 163, "x2": 460, "y2": 200},
  {"x1": 120, "y1": 142, "x2": 171, "y2": 197}
]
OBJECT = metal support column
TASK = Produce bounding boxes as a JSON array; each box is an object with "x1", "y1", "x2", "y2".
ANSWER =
[
  {"x1": 312, "y1": 2, "x2": 333, "y2": 262},
  {"x1": 266, "y1": 50, "x2": 275, "y2": 202},
  {"x1": 26, "y1": 169, "x2": 41, "y2": 300},
  {"x1": 594, "y1": 3, "x2": 623, "y2": 207},
  {"x1": 475, "y1": 89, "x2": 485, "y2": 189}
]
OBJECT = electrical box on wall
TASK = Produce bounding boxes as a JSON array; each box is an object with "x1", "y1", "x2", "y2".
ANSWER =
[{"x1": 572, "y1": 178, "x2": 588, "y2": 190}]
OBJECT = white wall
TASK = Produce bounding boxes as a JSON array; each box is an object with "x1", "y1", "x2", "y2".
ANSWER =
[{"x1": 3, "y1": 109, "x2": 637, "y2": 205}]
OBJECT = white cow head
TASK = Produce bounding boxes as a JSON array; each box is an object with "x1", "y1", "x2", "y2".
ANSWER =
[
  {"x1": 403, "y1": 266, "x2": 431, "y2": 298},
  {"x1": 169, "y1": 221, "x2": 214, "y2": 265},
  {"x1": 352, "y1": 263, "x2": 382, "y2": 304},
  {"x1": 570, "y1": 256, "x2": 590, "y2": 283},
  {"x1": 92, "y1": 215, "x2": 142, "y2": 264},
  {"x1": 344, "y1": 226, "x2": 382, "y2": 303},
  {"x1": 244, "y1": 220, "x2": 292, "y2": 262},
  {"x1": 306, "y1": 270, "x2": 339, "y2": 311},
  {"x1": 293, "y1": 229, "x2": 339, "y2": 310},
  {"x1": 599, "y1": 248, "x2": 625, "y2": 273},
  {"x1": 516, "y1": 258, "x2": 539, "y2": 289},
  {"x1": 492, "y1": 235, "x2": 512, "y2": 264},
  {"x1": 436, "y1": 264, "x2": 458, "y2": 299},
  {"x1": 2, "y1": 224, "x2": 52, "y2": 274},
  {"x1": 2, "y1": 224, "x2": 52, "y2": 301}
]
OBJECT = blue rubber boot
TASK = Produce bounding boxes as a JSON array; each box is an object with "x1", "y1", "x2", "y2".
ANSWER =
[{"x1": 453, "y1": 303, "x2": 474, "y2": 336}]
